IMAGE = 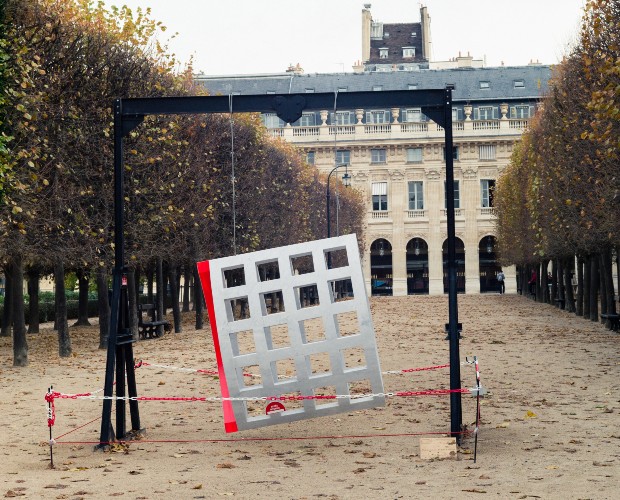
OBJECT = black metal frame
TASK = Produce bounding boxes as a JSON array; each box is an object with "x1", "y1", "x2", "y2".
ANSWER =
[{"x1": 100, "y1": 87, "x2": 463, "y2": 445}]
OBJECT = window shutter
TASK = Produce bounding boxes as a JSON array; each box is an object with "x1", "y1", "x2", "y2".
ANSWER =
[{"x1": 372, "y1": 182, "x2": 387, "y2": 196}]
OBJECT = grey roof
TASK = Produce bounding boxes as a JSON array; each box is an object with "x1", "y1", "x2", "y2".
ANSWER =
[{"x1": 196, "y1": 65, "x2": 552, "y2": 103}]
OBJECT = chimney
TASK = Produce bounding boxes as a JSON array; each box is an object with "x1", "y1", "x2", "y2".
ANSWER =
[
  {"x1": 362, "y1": 5, "x2": 372, "y2": 63},
  {"x1": 420, "y1": 5, "x2": 431, "y2": 62}
]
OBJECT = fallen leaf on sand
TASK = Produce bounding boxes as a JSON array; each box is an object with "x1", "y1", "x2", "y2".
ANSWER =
[{"x1": 216, "y1": 463, "x2": 236, "y2": 469}]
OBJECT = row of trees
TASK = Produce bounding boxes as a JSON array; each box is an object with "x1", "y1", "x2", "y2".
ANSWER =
[
  {"x1": 0, "y1": 0, "x2": 365, "y2": 366},
  {"x1": 496, "y1": 0, "x2": 619, "y2": 326}
]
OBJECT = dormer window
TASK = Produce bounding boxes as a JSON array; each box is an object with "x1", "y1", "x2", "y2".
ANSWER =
[
  {"x1": 514, "y1": 80, "x2": 525, "y2": 88},
  {"x1": 379, "y1": 48, "x2": 389, "y2": 59},
  {"x1": 479, "y1": 81, "x2": 490, "y2": 89},
  {"x1": 403, "y1": 47, "x2": 415, "y2": 58},
  {"x1": 371, "y1": 22, "x2": 383, "y2": 39}
]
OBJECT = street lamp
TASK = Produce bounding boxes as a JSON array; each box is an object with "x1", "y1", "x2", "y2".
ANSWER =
[{"x1": 326, "y1": 163, "x2": 351, "y2": 239}]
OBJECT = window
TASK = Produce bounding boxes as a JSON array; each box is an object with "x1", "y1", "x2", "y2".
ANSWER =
[
  {"x1": 510, "y1": 105, "x2": 533, "y2": 119},
  {"x1": 408, "y1": 181, "x2": 424, "y2": 210},
  {"x1": 479, "y1": 81, "x2": 490, "y2": 89},
  {"x1": 406, "y1": 147, "x2": 423, "y2": 163},
  {"x1": 299, "y1": 113, "x2": 316, "y2": 127},
  {"x1": 330, "y1": 111, "x2": 354, "y2": 125},
  {"x1": 474, "y1": 106, "x2": 498, "y2": 120},
  {"x1": 337, "y1": 87, "x2": 348, "y2": 93},
  {"x1": 403, "y1": 108, "x2": 423, "y2": 122},
  {"x1": 371, "y1": 22, "x2": 383, "y2": 39},
  {"x1": 452, "y1": 107, "x2": 462, "y2": 121},
  {"x1": 305, "y1": 88, "x2": 315, "y2": 93},
  {"x1": 371, "y1": 149, "x2": 386, "y2": 164},
  {"x1": 514, "y1": 80, "x2": 525, "y2": 88},
  {"x1": 335, "y1": 150, "x2": 350, "y2": 165},
  {"x1": 408, "y1": 83, "x2": 418, "y2": 90},
  {"x1": 443, "y1": 146, "x2": 459, "y2": 160},
  {"x1": 379, "y1": 48, "x2": 389, "y2": 59},
  {"x1": 266, "y1": 90, "x2": 276, "y2": 94},
  {"x1": 372, "y1": 85, "x2": 383, "y2": 91},
  {"x1": 481, "y1": 179, "x2": 496, "y2": 208},
  {"x1": 366, "y1": 110, "x2": 389, "y2": 123},
  {"x1": 306, "y1": 151, "x2": 315, "y2": 165},
  {"x1": 263, "y1": 113, "x2": 284, "y2": 128},
  {"x1": 479, "y1": 144, "x2": 496, "y2": 160},
  {"x1": 372, "y1": 182, "x2": 388, "y2": 211},
  {"x1": 402, "y1": 47, "x2": 415, "y2": 58},
  {"x1": 444, "y1": 180, "x2": 461, "y2": 209}
]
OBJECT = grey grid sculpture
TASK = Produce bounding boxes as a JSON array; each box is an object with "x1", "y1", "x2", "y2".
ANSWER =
[{"x1": 205, "y1": 234, "x2": 385, "y2": 431}]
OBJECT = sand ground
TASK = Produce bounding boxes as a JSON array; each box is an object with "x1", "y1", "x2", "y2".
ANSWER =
[{"x1": 1, "y1": 294, "x2": 619, "y2": 499}]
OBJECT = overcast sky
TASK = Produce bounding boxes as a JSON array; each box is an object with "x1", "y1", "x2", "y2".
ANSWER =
[{"x1": 103, "y1": 0, "x2": 587, "y2": 75}]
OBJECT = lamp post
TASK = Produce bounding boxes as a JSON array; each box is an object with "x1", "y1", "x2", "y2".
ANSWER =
[
  {"x1": 326, "y1": 164, "x2": 351, "y2": 270},
  {"x1": 326, "y1": 163, "x2": 351, "y2": 239}
]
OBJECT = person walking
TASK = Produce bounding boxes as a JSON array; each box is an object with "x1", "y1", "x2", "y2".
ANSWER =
[
  {"x1": 497, "y1": 269, "x2": 505, "y2": 294},
  {"x1": 528, "y1": 269, "x2": 537, "y2": 296}
]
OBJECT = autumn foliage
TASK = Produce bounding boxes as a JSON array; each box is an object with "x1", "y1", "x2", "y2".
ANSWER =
[
  {"x1": 495, "y1": 0, "x2": 619, "y2": 326},
  {"x1": 0, "y1": 0, "x2": 365, "y2": 365}
]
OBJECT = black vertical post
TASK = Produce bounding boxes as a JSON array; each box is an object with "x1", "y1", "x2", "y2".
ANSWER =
[
  {"x1": 99, "y1": 101, "x2": 124, "y2": 446},
  {"x1": 444, "y1": 86, "x2": 463, "y2": 441},
  {"x1": 99, "y1": 100, "x2": 141, "y2": 446}
]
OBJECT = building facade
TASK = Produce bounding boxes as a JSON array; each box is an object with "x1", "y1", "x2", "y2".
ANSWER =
[{"x1": 195, "y1": 8, "x2": 551, "y2": 296}]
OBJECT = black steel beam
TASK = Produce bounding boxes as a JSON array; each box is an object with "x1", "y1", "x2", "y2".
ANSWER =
[{"x1": 119, "y1": 90, "x2": 449, "y2": 130}]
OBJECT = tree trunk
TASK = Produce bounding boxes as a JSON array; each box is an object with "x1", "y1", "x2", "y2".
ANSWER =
[
  {"x1": 73, "y1": 268, "x2": 91, "y2": 326},
  {"x1": 193, "y1": 264, "x2": 204, "y2": 330},
  {"x1": 576, "y1": 256, "x2": 584, "y2": 317},
  {"x1": 551, "y1": 260, "x2": 558, "y2": 305},
  {"x1": 600, "y1": 247, "x2": 616, "y2": 328},
  {"x1": 54, "y1": 261, "x2": 72, "y2": 357},
  {"x1": 96, "y1": 267, "x2": 110, "y2": 349},
  {"x1": 541, "y1": 260, "x2": 549, "y2": 303},
  {"x1": 557, "y1": 259, "x2": 565, "y2": 308},
  {"x1": 146, "y1": 264, "x2": 154, "y2": 304},
  {"x1": 156, "y1": 256, "x2": 165, "y2": 337},
  {"x1": 169, "y1": 266, "x2": 182, "y2": 333},
  {"x1": 182, "y1": 264, "x2": 191, "y2": 312},
  {"x1": 583, "y1": 254, "x2": 591, "y2": 318},
  {"x1": 563, "y1": 260, "x2": 575, "y2": 313},
  {"x1": 599, "y1": 253, "x2": 608, "y2": 319},
  {"x1": 12, "y1": 255, "x2": 28, "y2": 366},
  {"x1": 27, "y1": 268, "x2": 40, "y2": 334},
  {"x1": 127, "y1": 267, "x2": 139, "y2": 340},
  {"x1": 1, "y1": 264, "x2": 14, "y2": 337},
  {"x1": 589, "y1": 254, "x2": 599, "y2": 322}
]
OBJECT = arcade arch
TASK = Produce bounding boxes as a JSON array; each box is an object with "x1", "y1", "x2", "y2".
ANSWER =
[
  {"x1": 370, "y1": 238, "x2": 393, "y2": 296},
  {"x1": 406, "y1": 237, "x2": 429, "y2": 294}
]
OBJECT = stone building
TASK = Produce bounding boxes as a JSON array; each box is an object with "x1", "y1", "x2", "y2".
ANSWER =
[{"x1": 195, "y1": 6, "x2": 551, "y2": 296}]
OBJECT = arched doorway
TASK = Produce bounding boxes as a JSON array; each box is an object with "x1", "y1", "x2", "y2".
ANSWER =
[
  {"x1": 443, "y1": 237, "x2": 465, "y2": 293},
  {"x1": 406, "y1": 238, "x2": 429, "y2": 294},
  {"x1": 370, "y1": 238, "x2": 393, "y2": 296},
  {"x1": 479, "y1": 235, "x2": 501, "y2": 293}
]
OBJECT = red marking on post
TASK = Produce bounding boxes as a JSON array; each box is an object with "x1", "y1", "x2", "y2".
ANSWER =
[
  {"x1": 265, "y1": 402, "x2": 286, "y2": 415},
  {"x1": 196, "y1": 260, "x2": 238, "y2": 433}
]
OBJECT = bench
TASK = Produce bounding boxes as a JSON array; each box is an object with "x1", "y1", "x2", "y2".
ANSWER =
[
  {"x1": 444, "y1": 322, "x2": 463, "y2": 340},
  {"x1": 138, "y1": 303, "x2": 171, "y2": 339},
  {"x1": 600, "y1": 313, "x2": 620, "y2": 332}
]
